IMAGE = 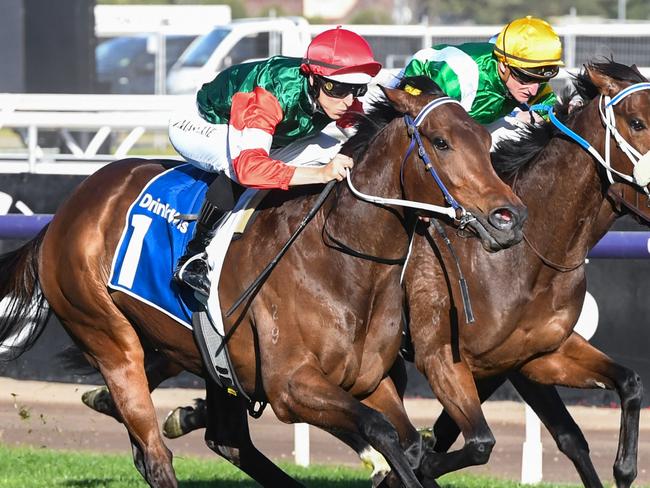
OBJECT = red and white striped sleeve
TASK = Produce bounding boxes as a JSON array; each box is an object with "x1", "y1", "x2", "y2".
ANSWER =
[{"x1": 228, "y1": 87, "x2": 296, "y2": 190}]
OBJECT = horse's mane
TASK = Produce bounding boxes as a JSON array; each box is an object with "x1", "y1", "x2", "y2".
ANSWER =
[
  {"x1": 341, "y1": 76, "x2": 445, "y2": 162},
  {"x1": 572, "y1": 58, "x2": 647, "y2": 101},
  {"x1": 492, "y1": 59, "x2": 648, "y2": 181}
]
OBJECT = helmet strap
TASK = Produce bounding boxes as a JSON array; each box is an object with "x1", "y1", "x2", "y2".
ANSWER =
[
  {"x1": 307, "y1": 75, "x2": 326, "y2": 114},
  {"x1": 498, "y1": 62, "x2": 511, "y2": 83},
  {"x1": 497, "y1": 63, "x2": 518, "y2": 100}
]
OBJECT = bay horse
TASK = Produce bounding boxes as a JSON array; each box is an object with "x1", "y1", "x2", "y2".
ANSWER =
[
  {"x1": 81, "y1": 64, "x2": 650, "y2": 488},
  {"x1": 0, "y1": 86, "x2": 526, "y2": 488},
  {"x1": 401, "y1": 61, "x2": 648, "y2": 487}
]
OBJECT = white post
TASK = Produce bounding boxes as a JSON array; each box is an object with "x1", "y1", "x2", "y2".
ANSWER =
[
  {"x1": 27, "y1": 125, "x2": 38, "y2": 172},
  {"x1": 521, "y1": 404, "x2": 543, "y2": 484},
  {"x1": 294, "y1": 423, "x2": 310, "y2": 467}
]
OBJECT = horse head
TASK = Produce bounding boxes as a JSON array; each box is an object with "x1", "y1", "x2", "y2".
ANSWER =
[
  {"x1": 379, "y1": 85, "x2": 527, "y2": 251},
  {"x1": 575, "y1": 61, "x2": 650, "y2": 223}
]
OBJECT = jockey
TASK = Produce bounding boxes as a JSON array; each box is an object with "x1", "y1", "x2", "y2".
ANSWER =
[
  {"x1": 393, "y1": 16, "x2": 563, "y2": 146},
  {"x1": 169, "y1": 27, "x2": 382, "y2": 296}
]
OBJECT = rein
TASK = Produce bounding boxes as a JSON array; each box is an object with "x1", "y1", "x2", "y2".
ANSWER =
[
  {"x1": 530, "y1": 82, "x2": 650, "y2": 194},
  {"x1": 428, "y1": 219, "x2": 475, "y2": 324},
  {"x1": 346, "y1": 96, "x2": 475, "y2": 225},
  {"x1": 607, "y1": 185, "x2": 650, "y2": 223},
  {"x1": 323, "y1": 97, "x2": 479, "y2": 262},
  {"x1": 520, "y1": 82, "x2": 650, "y2": 271},
  {"x1": 521, "y1": 232, "x2": 586, "y2": 272}
]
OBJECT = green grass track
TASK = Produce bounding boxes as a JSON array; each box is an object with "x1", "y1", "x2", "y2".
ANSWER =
[{"x1": 0, "y1": 444, "x2": 593, "y2": 487}]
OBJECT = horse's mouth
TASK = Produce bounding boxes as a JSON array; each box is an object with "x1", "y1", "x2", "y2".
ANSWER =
[{"x1": 463, "y1": 211, "x2": 525, "y2": 252}]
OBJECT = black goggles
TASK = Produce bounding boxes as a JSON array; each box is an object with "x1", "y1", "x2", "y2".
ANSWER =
[
  {"x1": 509, "y1": 65, "x2": 559, "y2": 84},
  {"x1": 316, "y1": 76, "x2": 367, "y2": 99}
]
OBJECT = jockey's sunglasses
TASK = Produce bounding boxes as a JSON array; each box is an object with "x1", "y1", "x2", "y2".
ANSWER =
[
  {"x1": 509, "y1": 65, "x2": 559, "y2": 85},
  {"x1": 316, "y1": 76, "x2": 368, "y2": 99}
]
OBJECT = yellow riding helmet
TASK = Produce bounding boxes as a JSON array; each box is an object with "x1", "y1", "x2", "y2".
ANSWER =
[{"x1": 494, "y1": 16, "x2": 564, "y2": 73}]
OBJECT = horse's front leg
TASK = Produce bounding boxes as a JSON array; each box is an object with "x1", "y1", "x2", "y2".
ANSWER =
[
  {"x1": 434, "y1": 372, "x2": 603, "y2": 488},
  {"x1": 203, "y1": 379, "x2": 305, "y2": 487},
  {"x1": 519, "y1": 332, "x2": 642, "y2": 488},
  {"x1": 416, "y1": 349, "x2": 495, "y2": 482},
  {"x1": 270, "y1": 364, "x2": 424, "y2": 488},
  {"x1": 431, "y1": 375, "x2": 506, "y2": 453},
  {"x1": 359, "y1": 372, "x2": 436, "y2": 488},
  {"x1": 508, "y1": 372, "x2": 603, "y2": 488}
]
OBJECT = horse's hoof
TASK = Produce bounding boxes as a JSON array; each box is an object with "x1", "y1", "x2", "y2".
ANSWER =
[
  {"x1": 162, "y1": 407, "x2": 185, "y2": 439},
  {"x1": 162, "y1": 398, "x2": 206, "y2": 439},
  {"x1": 81, "y1": 386, "x2": 114, "y2": 416}
]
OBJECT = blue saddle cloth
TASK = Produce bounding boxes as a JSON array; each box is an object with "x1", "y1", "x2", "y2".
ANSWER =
[{"x1": 108, "y1": 164, "x2": 217, "y2": 328}]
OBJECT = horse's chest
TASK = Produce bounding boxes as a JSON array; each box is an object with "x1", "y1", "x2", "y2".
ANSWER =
[{"x1": 469, "y1": 302, "x2": 576, "y2": 374}]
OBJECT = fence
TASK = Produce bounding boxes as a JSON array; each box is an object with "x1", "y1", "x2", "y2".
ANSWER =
[
  {"x1": 325, "y1": 23, "x2": 650, "y2": 71},
  {"x1": 0, "y1": 93, "x2": 192, "y2": 174}
]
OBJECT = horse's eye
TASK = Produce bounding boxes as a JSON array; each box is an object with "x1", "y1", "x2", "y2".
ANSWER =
[
  {"x1": 630, "y1": 118, "x2": 646, "y2": 131},
  {"x1": 432, "y1": 137, "x2": 449, "y2": 150}
]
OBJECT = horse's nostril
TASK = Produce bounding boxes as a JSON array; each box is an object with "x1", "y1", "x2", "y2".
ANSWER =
[
  {"x1": 490, "y1": 207, "x2": 516, "y2": 230},
  {"x1": 496, "y1": 209, "x2": 513, "y2": 222}
]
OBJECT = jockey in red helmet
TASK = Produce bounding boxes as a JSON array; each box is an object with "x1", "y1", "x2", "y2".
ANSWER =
[{"x1": 169, "y1": 27, "x2": 382, "y2": 296}]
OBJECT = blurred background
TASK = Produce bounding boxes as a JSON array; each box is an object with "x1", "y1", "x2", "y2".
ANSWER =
[{"x1": 2, "y1": 0, "x2": 649, "y2": 97}]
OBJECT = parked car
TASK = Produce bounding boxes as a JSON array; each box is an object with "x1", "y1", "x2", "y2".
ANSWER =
[
  {"x1": 96, "y1": 34, "x2": 196, "y2": 94},
  {"x1": 166, "y1": 17, "x2": 311, "y2": 95}
]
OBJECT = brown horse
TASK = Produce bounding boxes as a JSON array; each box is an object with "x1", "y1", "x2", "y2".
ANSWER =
[
  {"x1": 82, "y1": 63, "x2": 650, "y2": 488},
  {"x1": 0, "y1": 86, "x2": 525, "y2": 487},
  {"x1": 80, "y1": 62, "x2": 648, "y2": 487},
  {"x1": 400, "y1": 61, "x2": 647, "y2": 487}
]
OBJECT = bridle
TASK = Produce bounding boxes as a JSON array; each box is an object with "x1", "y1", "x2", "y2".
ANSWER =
[
  {"x1": 346, "y1": 96, "x2": 476, "y2": 228},
  {"x1": 324, "y1": 96, "x2": 480, "y2": 265},
  {"x1": 531, "y1": 81, "x2": 650, "y2": 196},
  {"x1": 522, "y1": 81, "x2": 650, "y2": 271}
]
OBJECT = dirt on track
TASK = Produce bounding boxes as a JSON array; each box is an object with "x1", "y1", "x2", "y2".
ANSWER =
[{"x1": 1, "y1": 378, "x2": 649, "y2": 486}]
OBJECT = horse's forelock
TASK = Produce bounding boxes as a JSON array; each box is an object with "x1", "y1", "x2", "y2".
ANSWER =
[{"x1": 341, "y1": 77, "x2": 446, "y2": 162}]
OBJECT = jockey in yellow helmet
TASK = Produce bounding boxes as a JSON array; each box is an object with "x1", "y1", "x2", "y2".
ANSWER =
[{"x1": 395, "y1": 16, "x2": 563, "y2": 130}]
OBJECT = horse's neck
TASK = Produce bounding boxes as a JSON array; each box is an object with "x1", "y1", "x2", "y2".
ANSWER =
[
  {"x1": 516, "y1": 102, "x2": 614, "y2": 265},
  {"x1": 326, "y1": 124, "x2": 411, "y2": 260}
]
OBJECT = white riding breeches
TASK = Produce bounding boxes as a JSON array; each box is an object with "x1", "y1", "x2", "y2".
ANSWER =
[{"x1": 168, "y1": 107, "x2": 343, "y2": 181}]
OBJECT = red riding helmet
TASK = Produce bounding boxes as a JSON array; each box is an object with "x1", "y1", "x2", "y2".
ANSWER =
[{"x1": 301, "y1": 27, "x2": 382, "y2": 84}]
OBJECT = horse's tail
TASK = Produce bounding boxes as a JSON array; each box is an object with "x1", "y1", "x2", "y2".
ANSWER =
[{"x1": 0, "y1": 229, "x2": 50, "y2": 360}]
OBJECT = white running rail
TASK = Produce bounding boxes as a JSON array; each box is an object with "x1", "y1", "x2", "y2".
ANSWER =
[{"x1": 0, "y1": 93, "x2": 192, "y2": 174}]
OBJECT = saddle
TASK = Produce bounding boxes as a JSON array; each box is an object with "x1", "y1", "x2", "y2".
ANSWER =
[{"x1": 107, "y1": 165, "x2": 268, "y2": 416}]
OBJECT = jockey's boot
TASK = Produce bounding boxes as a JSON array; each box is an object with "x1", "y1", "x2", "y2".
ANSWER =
[{"x1": 173, "y1": 199, "x2": 226, "y2": 296}]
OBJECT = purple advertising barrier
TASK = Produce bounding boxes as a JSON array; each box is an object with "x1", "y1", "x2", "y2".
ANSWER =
[
  {"x1": 0, "y1": 216, "x2": 649, "y2": 259},
  {"x1": 0, "y1": 214, "x2": 54, "y2": 239},
  {"x1": 588, "y1": 231, "x2": 650, "y2": 259}
]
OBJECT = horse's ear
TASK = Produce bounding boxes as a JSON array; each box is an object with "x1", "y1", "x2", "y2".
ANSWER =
[
  {"x1": 586, "y1": 65, "x2": 625, "y2": 98},
  {"x1": 380, "y1": 86, "x2": 420, "y2": 116}
]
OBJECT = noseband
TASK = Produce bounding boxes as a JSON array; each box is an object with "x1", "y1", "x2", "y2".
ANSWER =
[{"x1": 531, "y1": 82, "x2": 650, "y2": 196}]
